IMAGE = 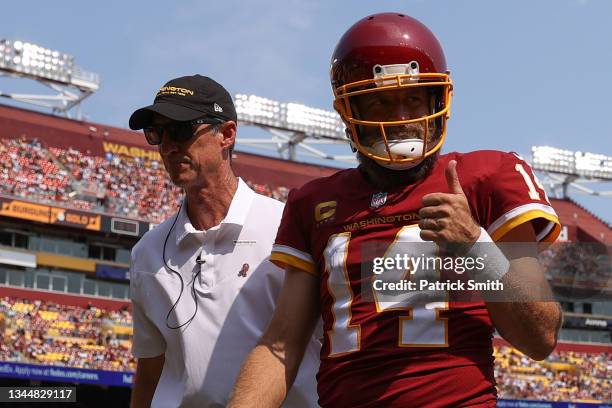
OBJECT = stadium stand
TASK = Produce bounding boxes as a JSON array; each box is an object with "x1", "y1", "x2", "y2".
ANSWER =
[
  {"x1": 0, "y1": 137, "x2": 76, "y2": 208},
  {"x1": 0, "y1": 293, "x2": 610, "y2": 403},
  {"x1": 494, "y1": 341, "x2": 611, "y2": 403},
  {"x1": 0, "y1": 104, "x2": 610, "y2": 405},
  {"x1": 48, "y1": 145, "x2": 182, "y2": 221},
  {"x1": 0, "y1": 136, "x2": 293, "y2": 222},
  {"x1": 0, "y1": 296, "x2": 134, "y2": 372},
  {"x1": 0, "y1": 104, "x2": 330, "y2": 222}
]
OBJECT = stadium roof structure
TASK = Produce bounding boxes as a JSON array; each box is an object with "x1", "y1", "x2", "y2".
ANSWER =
[
  {"x1": 532, "y1": 145, "x2": 612, "y2": 199},
  {"x1": 0, "y1": 39, "x2": 99, "y2": 120},
  {"x1": 234, "y1": 93, "x2": 356, "y2": 165}
]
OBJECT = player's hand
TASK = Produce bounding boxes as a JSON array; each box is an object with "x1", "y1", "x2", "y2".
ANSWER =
[{"x1": 418, "y1": 160, "x2": 481, "y2": 245}]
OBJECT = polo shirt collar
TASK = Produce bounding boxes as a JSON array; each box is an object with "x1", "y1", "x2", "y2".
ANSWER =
[{"x1": 175, "y1": 178, "x2": 254, "y2": 245}]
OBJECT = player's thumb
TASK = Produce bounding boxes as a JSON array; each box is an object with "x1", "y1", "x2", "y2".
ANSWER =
[{"x1": 445, "y1": 160, "x2": 464, "y2": 195}]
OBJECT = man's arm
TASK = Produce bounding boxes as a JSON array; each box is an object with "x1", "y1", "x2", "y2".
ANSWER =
[
  {"x1": 486, "y1": 221, "x2": 562, "y2": 360},
  {"x1": 130, "y1": 353, "x2": 164, "y2": 408},
  {"x1": 228, "y1": 266, "x2": 320, "y2": 408},
  {"x1": 419, "y1": 159, "x2": 562, "y2": 361}
]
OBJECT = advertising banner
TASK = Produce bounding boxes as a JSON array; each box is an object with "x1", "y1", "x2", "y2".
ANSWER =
[{"x1": 0, "y1": 362, "x2": 133, "y2": 388}]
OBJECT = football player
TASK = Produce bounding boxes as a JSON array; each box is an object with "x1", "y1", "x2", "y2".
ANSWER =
[{"x1": 229, "y1": 13, "x2": 562, "y2": 407}]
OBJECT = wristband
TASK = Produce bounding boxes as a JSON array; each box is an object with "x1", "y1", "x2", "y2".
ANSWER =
[{"x1": 467, "y1": 228, "x2": 510, "y2": 281}]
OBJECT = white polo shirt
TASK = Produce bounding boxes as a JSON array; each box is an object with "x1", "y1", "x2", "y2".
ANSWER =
[{"x1": 130, "y1": 178, "x2": 320, "y2": 408}]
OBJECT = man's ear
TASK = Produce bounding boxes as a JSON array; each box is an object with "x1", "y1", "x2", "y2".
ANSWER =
[{"x1": 220, "y1": 121, "x2": 237, "y2": 150}]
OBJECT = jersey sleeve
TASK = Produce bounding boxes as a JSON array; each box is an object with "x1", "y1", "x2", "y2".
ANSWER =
[
  {"x1": 483, "y1": 152, "x2": 561, "y2": 242},
  {"x1": 270, "y1": 188, "x2": 317, "y2": 275}
]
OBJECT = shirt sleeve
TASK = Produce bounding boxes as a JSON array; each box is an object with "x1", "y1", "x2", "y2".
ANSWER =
[
  {"x1": 270, "y1": 188, "x2": 317, "y2": 275},
  {"x1": 484, "y1": 152, "x2": 561, "y2": 242},
  {"x1": 129, "y1": 257, "x2": 166, "y2": 358}
]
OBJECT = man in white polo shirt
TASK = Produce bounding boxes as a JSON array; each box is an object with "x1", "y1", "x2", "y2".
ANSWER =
[{"x1": 127, "y1": 75, "x2": 320, "y2": 407}]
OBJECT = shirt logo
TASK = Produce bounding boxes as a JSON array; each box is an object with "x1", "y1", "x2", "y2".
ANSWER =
[
  {"x1": 315, "y1": 201, "x2": 336, "y2": 223},
  {"x1": 370, "y1": 192, "x2": 387, "y2": 209},
  {"x1": 214, "y1": 103, "x2": 223, "y2": 112},
  {"x1": 238, "y1": 263, "x2": 249, "y2": 277}
]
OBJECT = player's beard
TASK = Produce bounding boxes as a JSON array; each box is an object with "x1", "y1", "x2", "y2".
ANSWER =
[
  {"x1": 355, "y1": 122, "x2": 440, "y2": 190},
  {"x1": 357, "y1": 151, "x2": 438, "y2": 190}
]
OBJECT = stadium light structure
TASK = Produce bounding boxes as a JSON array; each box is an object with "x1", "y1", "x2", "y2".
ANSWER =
[
  {"x1": 235, "y1": 93, "x2": 355, "y2": 164},
  {"x1": 531, "y1": 146, "x2": 612, "y2": 198},
  {"x1": 0, "y1": 39, "x2": 99, "y2": 119}
]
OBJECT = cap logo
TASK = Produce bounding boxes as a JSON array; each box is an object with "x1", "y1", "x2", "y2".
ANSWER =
[
  {"x1": 214, "y1": 103, "x2": 223, "y2": 113},
  {"x1": 157, "y1": 86, "x2": 194, "y2": 97}
]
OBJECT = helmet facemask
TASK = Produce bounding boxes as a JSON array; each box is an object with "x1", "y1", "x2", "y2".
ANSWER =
[{"x1": 334, "y1": 64, "x2": 452, "y2": 171}]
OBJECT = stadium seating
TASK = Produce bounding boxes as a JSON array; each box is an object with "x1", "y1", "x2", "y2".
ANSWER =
[
  {"x1": 495, "y1": 345, "x2": 610, "y2": 402},
  {"x1": 0, "y1": 296, "x2": 135, "y2": 372},
  {"x1": 0, "y1": 137, "x2": 79, "y2": 208},
  {"x1": 539, "y1": 242, "x2": 610, "y2": 289},
  {"x1": 0, "y1": 136, "x2": 290, "y2": 223},
  {"x1": 1, "y1": 295, "x2": 610, "y2": 403},
  {"x1": 244, "y1": 179, "x2": 289, "y2": 202},
  {"x1": 48, "y1": 145, "x2": 183, "y2": 221}
]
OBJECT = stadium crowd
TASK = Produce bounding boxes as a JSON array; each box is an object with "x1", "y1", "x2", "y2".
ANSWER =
[
  {"x1": 0, "y1": 295, "x2": 610, "y2": 403},
  {"x1": 495, "y1": 345, "x2": 610, "y2": 402},
  {"x1": 0, "y1": 136, "x2": 289, "y2": 222},
  {"x1": 0, "y1": 137, "x2": 79, "y2": 208},
  {"x1": 244, "y1": 180, "x2": 289, "y2": 202},
  {"x1": 48, "y1": 145, "x2": 183, "y2": 221},
  {"x1": 539, "y1": 243, "x2": 610, "y2": 290},
  {"x1": 0, "y1": 296, "x2": 134, "y2": 372}
]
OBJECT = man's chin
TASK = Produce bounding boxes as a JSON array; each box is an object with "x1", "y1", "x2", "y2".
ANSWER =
[
  {"x1": 357, "y1": 152, "x2": 439, "y2": 189},
  {"x1": 168, "y1": 173, "x2": 192, "y2": 189}
]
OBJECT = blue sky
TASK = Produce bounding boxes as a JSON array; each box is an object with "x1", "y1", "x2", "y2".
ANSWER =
[{"x1": 1, "y1": 0, "x2": 611, "y2": 222}]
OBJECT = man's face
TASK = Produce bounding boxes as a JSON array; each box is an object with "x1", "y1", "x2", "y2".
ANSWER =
[
  {"x1": 348, "y1": 86, "x2": 441, "y2": 189},
  {"x1": 153, "y1": 115, "x2": 223, "y2": 189},
  {"x1": 350, "y1": 87, "x2": 433, "y2": 147}
]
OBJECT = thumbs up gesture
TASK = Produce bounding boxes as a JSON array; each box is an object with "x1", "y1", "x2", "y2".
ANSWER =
[{"x1": 418, "y1": 160, "x2": 481, "y2": 244}]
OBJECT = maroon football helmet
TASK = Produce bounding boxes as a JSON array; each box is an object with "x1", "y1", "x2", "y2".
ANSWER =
[{"x1": 331, "y1": 13, "x2": 453, "y2": 169}]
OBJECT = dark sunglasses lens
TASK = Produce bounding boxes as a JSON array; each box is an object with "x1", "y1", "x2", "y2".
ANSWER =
[
  {"x1": 143, "y1": 127, "x2": 162, "y2": 145},
  {"x1": 169, "y1": 123, "x2": 196, "y2": 143}
]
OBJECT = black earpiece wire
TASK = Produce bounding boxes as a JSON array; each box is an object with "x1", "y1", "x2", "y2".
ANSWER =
[{"x1": 163, "y1": 200, "x2": 203, "y2": 330}]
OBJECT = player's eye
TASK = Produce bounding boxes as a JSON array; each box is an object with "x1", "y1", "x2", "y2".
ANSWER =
[
  {"x1": 368, "y1": 97, "x2": 389, "y2": 108},
  {"x1": 405, "y1": 95, "x2": 423, "y2": 104}
]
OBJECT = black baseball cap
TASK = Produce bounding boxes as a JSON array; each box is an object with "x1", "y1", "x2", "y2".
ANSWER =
[{"x1": 129, "y1": 74, "x2": 237, "y2": 130}]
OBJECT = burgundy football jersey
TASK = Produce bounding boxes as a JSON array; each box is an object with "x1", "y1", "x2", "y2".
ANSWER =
[{"x1": 271, "y1": 151, "x2": 560, "y2": 408}]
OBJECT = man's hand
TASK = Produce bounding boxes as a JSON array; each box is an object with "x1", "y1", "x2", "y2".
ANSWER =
[{"x1": 419, "y1": 160, "x2": 481, "y2": 244}]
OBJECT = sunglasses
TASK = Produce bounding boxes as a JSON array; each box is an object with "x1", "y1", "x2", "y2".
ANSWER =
[{"x1": 143, "y1": 118, "x2": 223, "y2": 145}]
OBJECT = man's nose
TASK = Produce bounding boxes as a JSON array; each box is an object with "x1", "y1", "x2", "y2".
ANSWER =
[
  {"x1": 395, "y1": 103, "x2": 417, "y2": 121},
  {"x1": 159, "y1": 132, "x2": 180, "y2": 155}
]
